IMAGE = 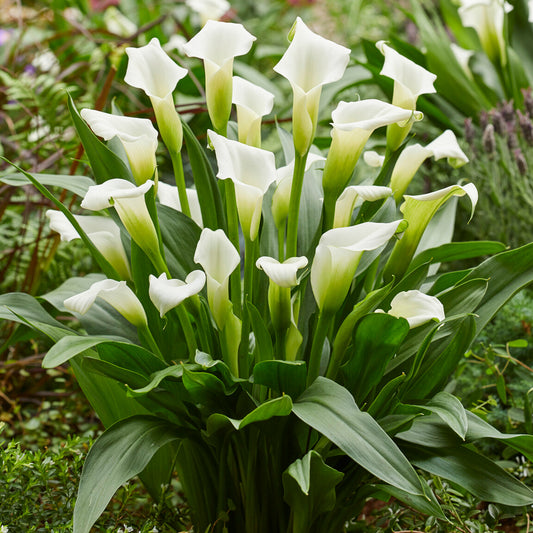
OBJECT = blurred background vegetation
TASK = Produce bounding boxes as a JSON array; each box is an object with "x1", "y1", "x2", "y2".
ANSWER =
[{"x1": 0, "y1": 0, "x2": 532, "y2": 531}]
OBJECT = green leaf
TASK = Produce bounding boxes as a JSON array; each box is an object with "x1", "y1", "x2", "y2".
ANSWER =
[
  {"x1": 341, "y1": 314, "x2": 410, "y2": 404},
  {"x1": 73, "y1": 416, "x2": 182, "y2": 533},
  {"x1": 407, "y1": 444, "x2": 533, "y2": 506},
  {"x1": 0, "y1": 172, "x2": 94, "y2": 197},
  {"x1": 282, "y1": 450, "x2": 343, "y2": 533},
  {"x1": 374, "y1": 484, "x2": 445, "y2": 519},
  {"x1": 292, "y1": 377, "x2": 426, "y2": 497},
  {"x1": 423, "y1": 392, "x2": 468, "y2": 440},
  {"x1": 247, "y1": 301, "x2": 274, "y2": 363},
  {"x1": 252, "y1": 360, "x2": 307, "y2": 398}
]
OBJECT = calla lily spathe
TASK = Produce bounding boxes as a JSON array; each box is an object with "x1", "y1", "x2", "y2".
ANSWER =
[
  {"x1": 80, "y1": 109, "x2": 158, "y2": 185},
  {"x1": 377, "y1": 290, "x2": 445, "y2": 328},
  {"x1": 183, "y1": 20, "x2": 256, "y2": 133},
  {"x1": 232, "y1": 75, "x2": 275, "y2": 147},
  {"x1": 376, "y1": 41, "x2": 437, "y2": 150},
  {"x1": 185, "y1": 0, "x2": 230, "y2": 25},
  {"x1": 125, "y1": 38, "x2": 188, "y2": 154},
  {"x1": 256, "y1": 256, "x2": 308, "y2": 288},
  {"x1": 458, "y1": 0, "x2": 512, "y2": 66},
  {"x1": 273, "y1": 17, "x2": 350, "y2": 156},
  {"x1": 311, "y1": 220, "x2": 402, "y2": 313},
  {"x1": 81, "y1": 179, "x2": 163, "y2": 271},
  {"x1": 157, "y1": 182, "x2": 203, "y2": 227},
  {"x1": 149, "y1": 271, "x2": 206, "y2": 317},
  {"x1": 333, "y1": 185, "x2": 392, "y2": 228},
  {"x1": 363, "y1": 151, "x2": 385, "y2": 168},
  {"x1": 46, "y1": 210, "x2": 131, "y2": 280},
  {"x1": 208, "y1": 130, "x2": 277, "y2": 240},
  {"x1": 390, "y1": 130, "x2": 469, "y2": 202},
  {"x1": 64, "y1": 279, "x2": 147, "y2": 328}
]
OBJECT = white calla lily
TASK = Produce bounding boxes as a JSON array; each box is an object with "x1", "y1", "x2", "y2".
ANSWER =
[
  {"x1": 80, "y1": 109, "x2": 158, "y2": 185},
  {"x1": 256, "y1": 256, "x2": 308, "y2": 288},
  {"x1": 377, "y1": 290, "x2": 445, "y2": 328},
  {"x1": 194, "y1": 228, "x2": 240, "y2": 328},
  {"x1": 333, "y1": 185, "x2": 392, "y2": 228},
  {"x1": 149, "y1": 270, "x2": 206, "y2": 317},
  {"x1": 311, "y1": 220, "x2": 402, "y2": 313},
  {"x1": 183, "y1": 20, "x2": 256, "y2": 133},
  {"x1": 208, "y1": 130, "x2": 277, "y2": 240},
  {"x1": 185, "y1": 0, "x2": 230, "y2": 25},
  {"x1": 273, "y1": 17, "x2": 350, "y2": 156},
  {"x1": 81, "y1": 179, "x2": 164, "y2": 270},
  {"x1": 390, "y1": 130, "x2": 469, "y2": 202},
  {"x1": 232, "y1": 75, "x2": 275, "y2": 147},
  {"x1": 64, "y1": 279, "x2": 147, "y2": 328},
  {"x1": 157, "y1": 182, "x2": 203, "y2": 227},
  {"x1": 458, "y1": 0, "x2": 512, "y2": 66},
  {"x1": 376, "y1": 41, "x2": 437, "y2": 150},
  {"x1": 364, "y1": 151, "x2": 385, "y2": 168},
  {"x1": 46, "y1": 210, "x2": 131, "y2": 280},
  {"x1": 125, "y1": 38, "x2": 188, "y2": 153}
]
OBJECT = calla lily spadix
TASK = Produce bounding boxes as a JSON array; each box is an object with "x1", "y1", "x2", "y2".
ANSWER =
[
  {"x1": 157, "y1": 182, "x2": 203, "y2": 228},
  {"x1": 390, "y1": 130, "x2": 469, "y2": 202},
  {"x1": 232, "y1": 75, "x2": 275, "y2": 147},
  {"x1": 333, "y1": 185, "x2": 393, "y2": 228},
  {"x1": 458, "y1": 0, "x2": 512, "y2": 66},
  {"x1": 208, "y1": 130, "x2": 277, "y2": 241},
  {"x1": 186, "y1": 0, "x2": 230, "y2": 25},
  {"x1": 376, "y1": 41, "x2": 437, "y2": 150},
  {"x1": 81, "y1": 179, "x2": 164, "y2": 271},
  {"x1": 376, "y1": 290, "x2": 445, "y2": 328},
  {"x1": 322, "y1": 99, "x2": 414, "y2": 210},
  {"x1": 311, "y1": 220, "x2": 402, "y2": 314},
  {"x1": 64, "y1": 279, "x2": 147, "y2": 329},
  {"x1": 273, "y1": 17, "x2": 350, "y2": 156},
  {"x1": 125, "y1": 38, "x2": 188, "y2": 154},
  {"x1": 183, "y1": 20, "x2": 256, "y2": 133},
  {"x1": 46, "y1": 210, "x2": 131, "y2": 280},
  {"x1": 149, "y1": 270, "x2": 206, "y2": 318},
  {"x1": 80, "y1": 109, "x2": 158, "y2": 185}
]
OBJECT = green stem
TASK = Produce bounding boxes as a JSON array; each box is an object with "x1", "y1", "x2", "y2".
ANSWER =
[
  {"x1": 239, "y1": 236, "x2": 256, "y2": 376},
  {"x1": 138, "y1": 324, "x2": 163, "y2": 360},
  {"x1": 322, "y1": 189, "x2": 338, "y2": 232},
  {"x1": 175, "y1": 304, "x2": 197, "y2": 361},
  {"x1": 306, "y1": 310, "x2": 333, "y2": 386},
  {"x1": 286, "y1": 152, "x2": 308, "y2": 258},
  {"x1": 278, "y1": 225, "x2": 285, "y2": 262},
  {"x1": 225, "y1": 180, "x2": 242, "y2": 317},
  {"x1": 170, "y1": 150, "x2": 191, "y2": 218}
]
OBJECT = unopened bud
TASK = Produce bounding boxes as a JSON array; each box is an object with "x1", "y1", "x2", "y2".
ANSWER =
[
  {"x1": 507, "y1": 128, "x2": 518, "y2": 150},
  {"x1": 517, "y1": 110, "x2": 533, "y2": 145},
  {"x1": 514, "y1": 148, "x2": 528, "y2": 176},
  {"x1": 482, "y1": 124, "x2": 495, "y2": 154},
  {"x1": 501, "y1": 100, "x2": 515, "y2": 125}
]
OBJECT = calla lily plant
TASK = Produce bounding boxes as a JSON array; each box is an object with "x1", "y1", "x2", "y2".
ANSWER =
[{"x1": 5, "y1": 15, "x2": 533, "y2": 533}]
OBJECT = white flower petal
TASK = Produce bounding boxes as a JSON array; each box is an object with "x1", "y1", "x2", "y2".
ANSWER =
[
  {"x1": 194, "y1": 228, "x2": 240, "y2": 284},
  {"x1": 81, "y1": 179, "x2": 153, "y2": 211},
  {"x1": 426, "y1": 129, "x2": 469, "y2": 167},
  {"x1": 157, "y1": 182, "x2": 203, "y2": 227},
  {"x1": 386, "y1": 290, "x2": 445, "y2": 328},
  {"x1": 256, "y1": 256, "x2": 308, "y2": 287},
  {"x1": 232, "y1": 75, "x2": 275, "y2": 117},
  {"x1": 185, "y1": 0, "x2": 230, "y2": 23},
  {"x1": 363, "y1": 151, "x2": 385, "y2": 167}
]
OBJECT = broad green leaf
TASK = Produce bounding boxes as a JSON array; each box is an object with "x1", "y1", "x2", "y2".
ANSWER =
[
  {"x1": 374, "y1": 484, "x2": 445, "y2": 519},
  {"x1": 292, "y1": 377, "x2": 426, "y2": 497},
  {"x1": 73, "y1": 416, "x2": 182, "y2": 533},
  {"x1": 367, "y1": 374, "x2": 407, "y2": 419},
  {"x1": 195, "y1": 351, "x2": 242, "y2": 390},
  {"x1": 341, "y1": 314, "x2": 410, "y2": 404},
  {"x1": 283, "y1": 451, "x2": 343, "y2": 533},
  {"x1": 182, "y1": 367, "x2": 233, "y2": 404},
  {"x1": 128, "y1": 365, "x2": 195, "y2": 396},
  {"x1": 252, "y1": 360, "x2": 307, "y2": 398},
  {"x1": 0, "y1": 172, "x2": 94, "y2": 197},
  {"x1": 423, "y1": 392, "x2": 468, "y2": 440},
  {"x1": 247, "y1": 301, "x2": 274, "y2": 363},
  {"x1": 407, "y1": 444, "x2": 533, "y2": 506}
]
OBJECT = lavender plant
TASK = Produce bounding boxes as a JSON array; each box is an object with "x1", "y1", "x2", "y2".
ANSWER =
[{"x1": 2, "y1": 14, "x2": 533, "y2": 533}]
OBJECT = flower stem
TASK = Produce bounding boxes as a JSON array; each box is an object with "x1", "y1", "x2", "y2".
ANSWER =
[
  {"x1": 138, "y1": 324, "x2": 164, "y2": 360},
  {"x1": 175, "y1": 304, "x2": 197, "y2": 361},
  {"x1": 278, "y1": 225, "x2": 285, "y2": 262},
  {"x1": 286, "y1": 152, "x2": 308, "y2": 258},
  {"x1": 224, "y1": 179, "x2": 242, "y2": 317},
  {"x1": 170, "y1": 150, "x2": 191, "y2": 218},
  {"x1": 306, "y1": 310, "x2": 333, "y2": 386},
  {"x1": 239, "y1": 236, "x2": 257, "y2": 376}
]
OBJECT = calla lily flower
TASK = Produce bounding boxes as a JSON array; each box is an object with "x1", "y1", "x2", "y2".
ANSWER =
[
  {"x1": 183, "y1": 20, "x2": 256, "y2": 133},
  {"x1": 376, "y1": 290, "x2": 445, "y2": 328},
  {"x1": 273, "y1": 17, "x2": 350, "y2": 156},
  {"x1": 125, "y1": 38, "x2": 188, "y2": 154},
  {"x1": 80, "y1": 109, "x2": 158, "y2": 185},
  {"x1": 149, "y1": 270, "x2": 206, "y2": 317},
  {"x1": 333, "y1": 185, "x2": 392, "y2": 228},
  {"x1": 256, "y1": 256, "x2": 308, "y2": 288},
  {"x1": 157, "y1": 182, "x2": 203, "y2": 227},
  {"x1": 185, "y1": 0, "x2": 230, "y2": 25},
  {"x1": 232, "y1": 75, "x2": 275, "y2": 147},
  {"x1": 81, "y1": 179, "x2": 164, "y2": 271},
  {"x1": 376, "y1": 41, "x2": 437, "y2": 150},
  {"x1": 364, "y1": 151, "x2": 385, "y2": 168},
  {"x1": 450, "y1": 43, "x2": 475, "y2": 77},
  {"x1": 322, "y1": 99, "x2": 414, "y2": 204},
  {"x1": 64, "y1": 279, "x2": 147, "y2": 328},
  {"x1": 311, "y1": 220, "x2": 402, "y2": 313},
  {"x1": 271, "y1": 152, "x2": 325, "y2": 229},
  {"x1": 208, "y1": 130, "x2": 277, "y2": 240},
  {"x1": 529, "y1": 0, "x2": 533, "y2": 22},
  {"x1": 390, "y1": 130, "x2": 469, "y2": 202},
  {"x1": 458, "y1": 0, "x2": 512, "y2": 66},
  {"x1": 384, "y1": 183, "x2": 478, "y2": 282},
  {"x1": 46, "y1": 210, "x2": 131, "y2": 280},
  {"x1": 194, "y1": 228, "x2": 240, "y2": 328},
  {"x1": 104, "y1": 6, "x2": 136, "y2": 37}
]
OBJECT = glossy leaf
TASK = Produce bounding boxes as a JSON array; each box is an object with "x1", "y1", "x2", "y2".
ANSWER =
[
  {"x1": 0, "y1": 172, "x2": 94, "y2": 197},
  {"x1": 252, "y1": 360, "x2": 307, "y2": 398}
]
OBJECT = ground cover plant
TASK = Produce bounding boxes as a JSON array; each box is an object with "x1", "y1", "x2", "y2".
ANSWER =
[{"x1": 2, "y1": 2, "x2": 533, "y2": 533}]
